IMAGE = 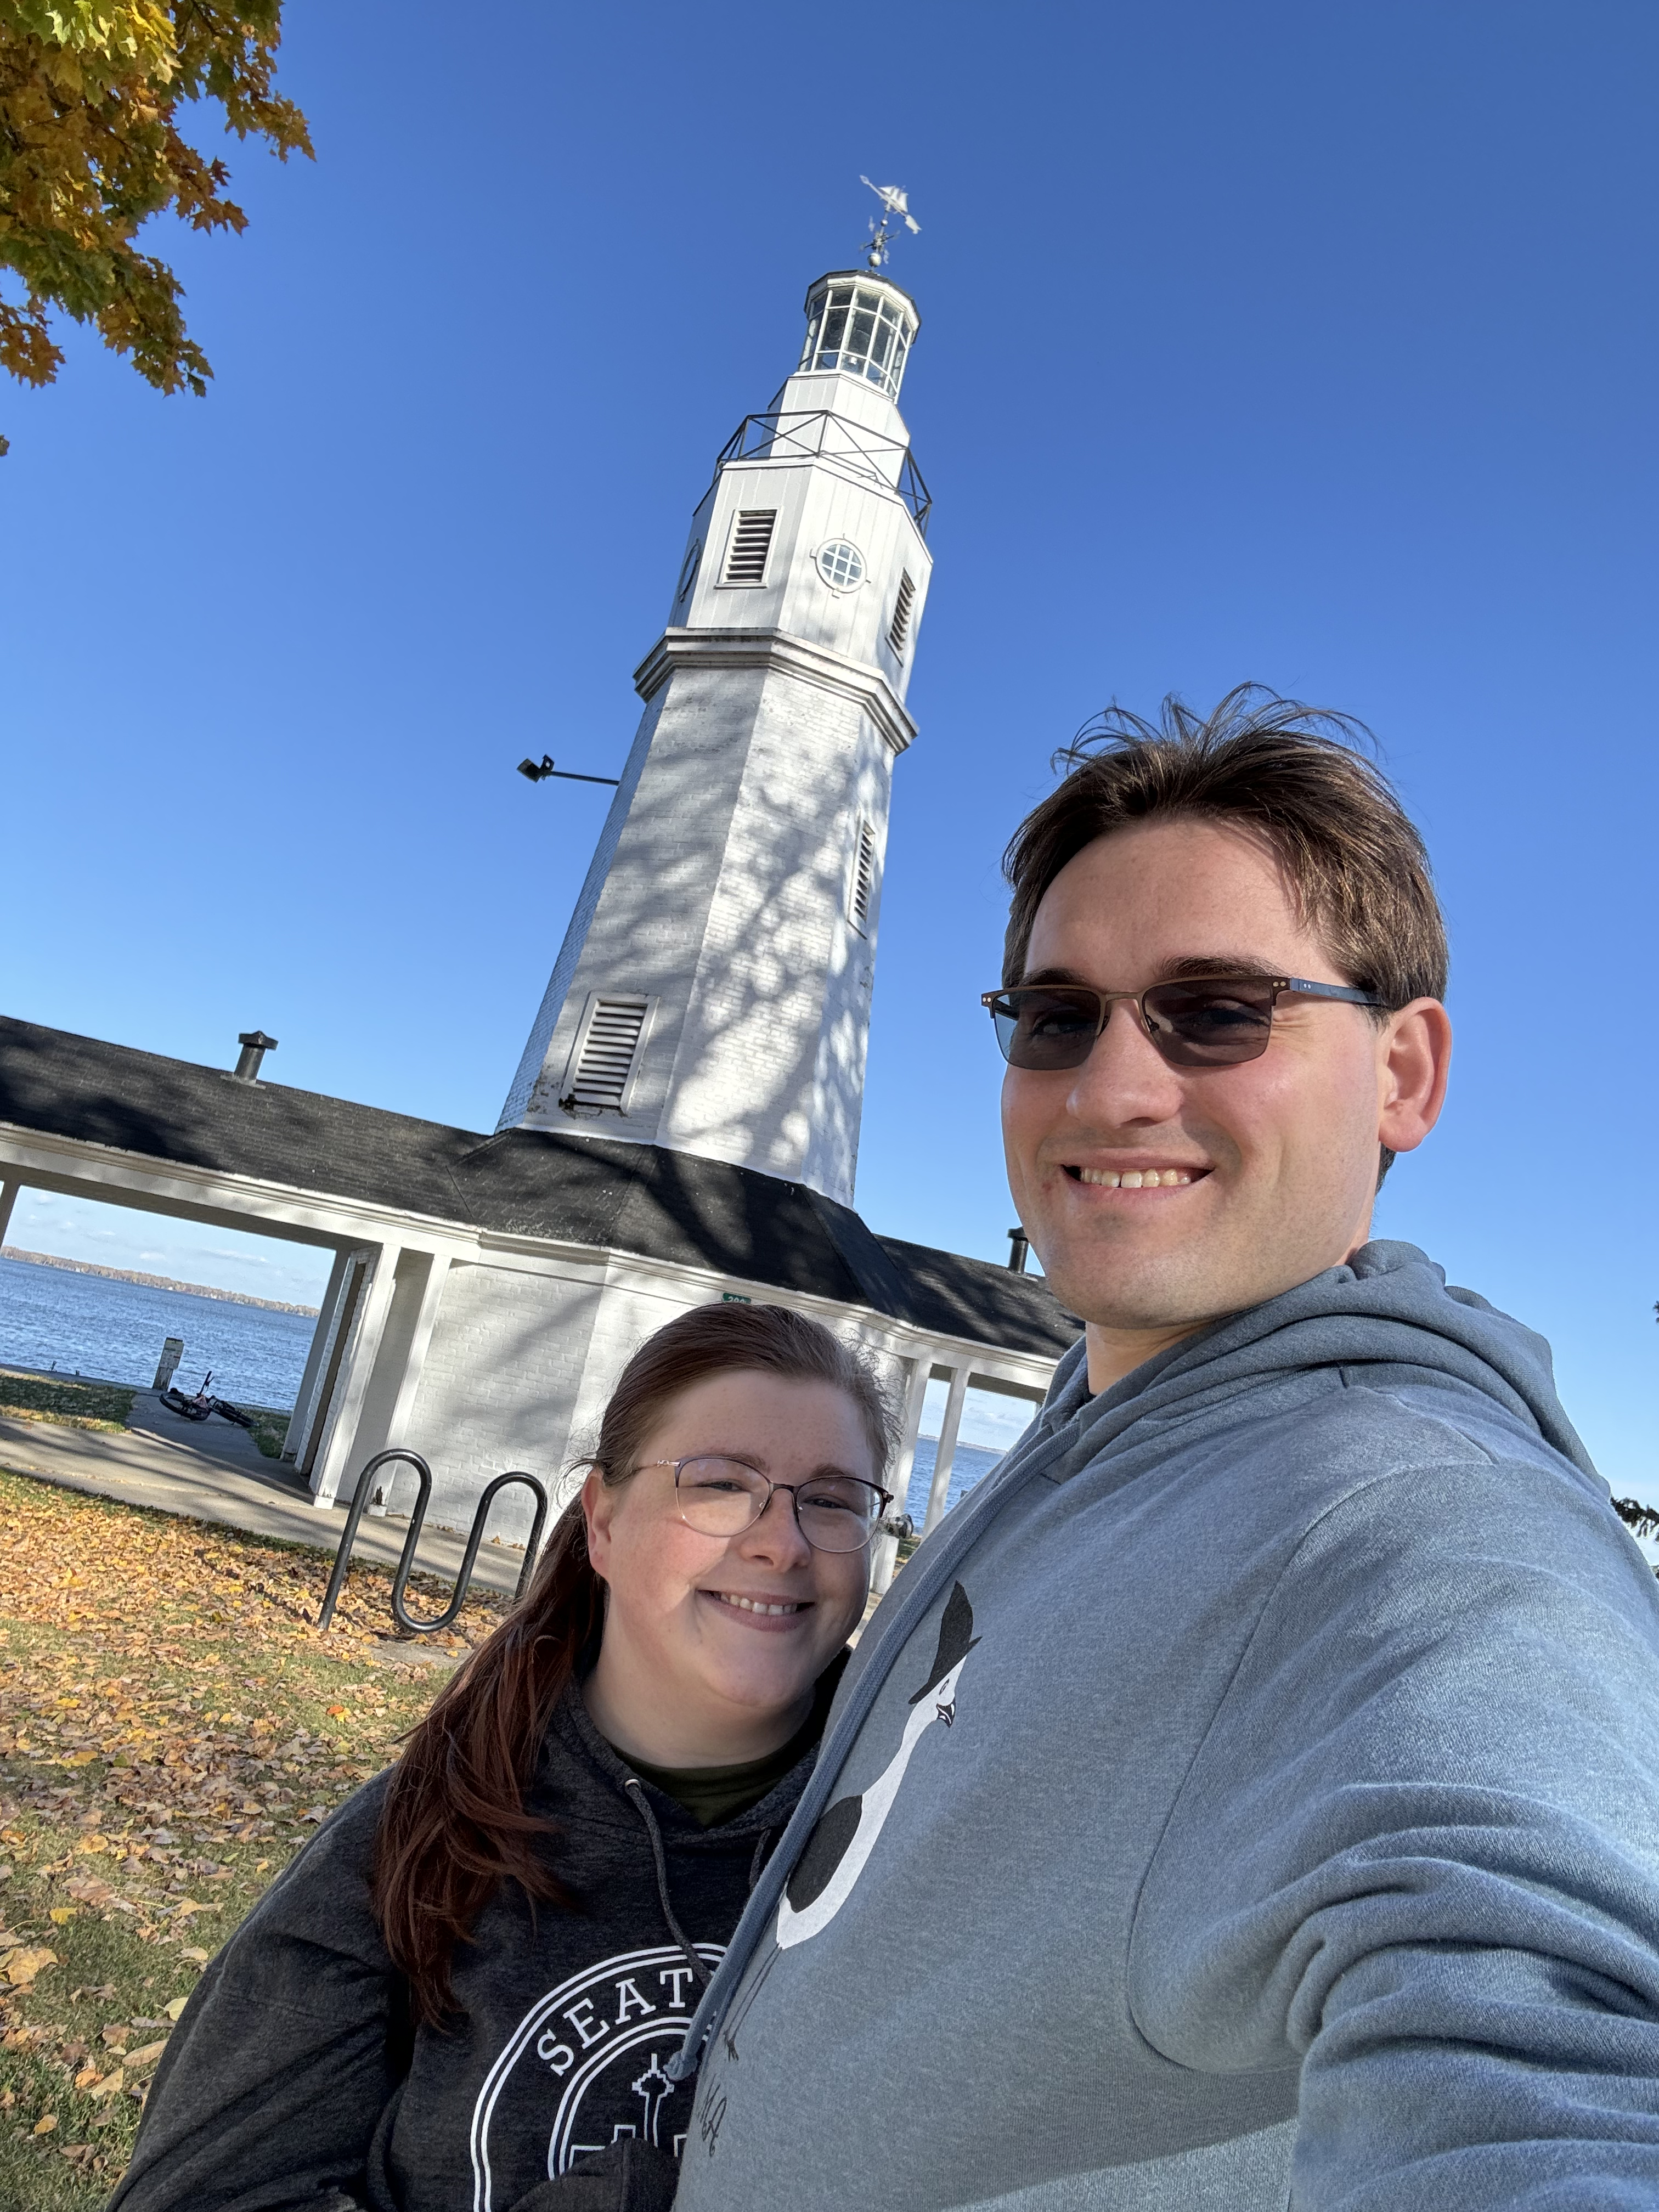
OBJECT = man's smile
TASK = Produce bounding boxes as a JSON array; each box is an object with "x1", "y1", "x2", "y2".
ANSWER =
[{"x1": 1057, "y1": 1160, "x2": 1213, "y2": 1190}]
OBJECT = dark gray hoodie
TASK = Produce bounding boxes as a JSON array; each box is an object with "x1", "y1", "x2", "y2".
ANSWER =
[
  {"x1": 108, "y1": 1685, "x2": 816, "y2": 2212},
  {"x1": 670, "y1": 1243, "x2": 1659, "y2": 2210}
]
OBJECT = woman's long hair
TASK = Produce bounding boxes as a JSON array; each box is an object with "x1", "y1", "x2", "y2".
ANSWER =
[{"x1": 371, "y1": 1301, "x2": 894, "y2": 2025}]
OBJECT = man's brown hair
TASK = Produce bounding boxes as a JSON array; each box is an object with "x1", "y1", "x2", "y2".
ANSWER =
[{"x1": 1002, "y1": 683, "x2": 1449, "y2": 1011}]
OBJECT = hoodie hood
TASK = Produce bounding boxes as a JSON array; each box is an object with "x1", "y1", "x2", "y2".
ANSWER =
[{"x1": 1035, "y1": 1238, "x2": 1596, "y2": 1481}]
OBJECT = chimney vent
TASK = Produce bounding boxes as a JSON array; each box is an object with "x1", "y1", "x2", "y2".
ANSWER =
[
  {"x1": 233, "y1": 1031, "x2": 279, "y2": 1082},
  {"x1": 1006, "y1": 1227, "x2": 1030, "y2": 1274}
]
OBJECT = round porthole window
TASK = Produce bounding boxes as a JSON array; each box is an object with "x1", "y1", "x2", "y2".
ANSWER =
[
  {"x1": 676, "y1": 540, "x2": 702, "y2": 602},
  {"x1": 814, "y1": 539, "x2": 866, "y2": 593}
]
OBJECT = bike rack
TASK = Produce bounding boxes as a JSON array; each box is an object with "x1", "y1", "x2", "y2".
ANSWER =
[{"x1": 317, "y1": 1448, "x2": 551, "y2": 1635}]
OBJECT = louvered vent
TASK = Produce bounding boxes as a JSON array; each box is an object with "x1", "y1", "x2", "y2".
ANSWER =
[
  {"x1": 888, "y1": 571, "x2": 916, "y2": 657},
  {"x1": 849, "y1": 818, "x2": 878, "y2": 934},
  {"x1": 724, "y1": 509, "x2": 777, "y2": 584},
  {"x1": 562, "y1": 995, "x2": 653, "y2": 1114}
]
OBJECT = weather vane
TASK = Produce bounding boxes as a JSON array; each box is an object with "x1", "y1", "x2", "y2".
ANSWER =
[{"x1": 860, "y1": 177, "x2": 920, "y2": 270}]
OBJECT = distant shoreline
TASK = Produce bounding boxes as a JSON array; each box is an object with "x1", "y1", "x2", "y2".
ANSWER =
[{"x1": 1, "y1": 1248, "x2": 321, "y2": 1319}]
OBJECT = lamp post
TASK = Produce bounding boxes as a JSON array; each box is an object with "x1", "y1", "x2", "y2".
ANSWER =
[{"x1": 516, "y1": 754, "x2": 620, "y2": 788}]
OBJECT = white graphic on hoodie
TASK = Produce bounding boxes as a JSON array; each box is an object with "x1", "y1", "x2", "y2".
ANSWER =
[
  {"x1": 469, "y1": 1942, "x2": 721, "y2": 2209},
  {"x1": 777, "y1": 1581, "x2": 980, "y2": 1948},
  {"x1": 693, "y1": 1585, "x2": 980, "y2": 2157}
]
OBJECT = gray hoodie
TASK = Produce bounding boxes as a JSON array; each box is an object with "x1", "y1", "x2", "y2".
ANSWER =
[{"x1": 669, "y1": 1242, "x2": 1659, "y2": 2210}]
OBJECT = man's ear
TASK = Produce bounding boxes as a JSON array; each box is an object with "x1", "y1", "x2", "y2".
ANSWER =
[
  {"x1": 1376, "y1": 998, "x2": 1452, "y2": 1157},
  {"x1": 582, "y1": 1468, "x2": 615, "y2": 1581}
]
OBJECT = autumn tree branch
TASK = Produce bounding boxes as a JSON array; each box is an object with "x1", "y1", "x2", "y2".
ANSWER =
[{"x1": 0, "y1": 1, "x2": 312, "y2": 453}]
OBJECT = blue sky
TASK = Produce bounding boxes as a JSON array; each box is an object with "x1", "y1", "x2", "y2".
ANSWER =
[{"x1": 4, "y1": 2, "x2": 1657, "y2": 1489}]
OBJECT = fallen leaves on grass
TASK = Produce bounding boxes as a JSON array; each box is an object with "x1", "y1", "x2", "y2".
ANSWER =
[{"x1": 0, "y1": 1466, "x2": 510, "y2": 2208}]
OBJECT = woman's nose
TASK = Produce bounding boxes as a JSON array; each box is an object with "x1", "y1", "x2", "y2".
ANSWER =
[{"x1": 738, "y1": 1486, "x2": 812, "y2": 1563}]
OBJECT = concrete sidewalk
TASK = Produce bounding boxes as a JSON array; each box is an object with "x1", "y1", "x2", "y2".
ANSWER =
[{"x1": 0, "y1": 1394, "x2": 532, "y2": 1608}]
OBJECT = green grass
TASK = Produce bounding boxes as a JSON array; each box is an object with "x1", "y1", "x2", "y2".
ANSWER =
[
  {"x1": 244, "y1": 1408, "x2": 291, "y2": 1462},
  {"x1": 0, "y1": 1374, "x2": 134, "y2": 1436}
]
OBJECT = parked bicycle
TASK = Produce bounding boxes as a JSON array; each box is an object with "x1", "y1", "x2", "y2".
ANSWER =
[{"x1": 159, "y1": 1370, "x2": 255, "y2": 1430}]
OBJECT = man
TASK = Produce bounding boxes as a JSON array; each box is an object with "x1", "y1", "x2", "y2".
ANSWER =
[{"x1": 669, "y1": 688, "x2": 1659, "y2": 2209}]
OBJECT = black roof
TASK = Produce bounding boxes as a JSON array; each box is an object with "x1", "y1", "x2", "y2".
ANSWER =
[{"x1": 0, "y1": 1015, "x2": 1078, "y2": 1363}]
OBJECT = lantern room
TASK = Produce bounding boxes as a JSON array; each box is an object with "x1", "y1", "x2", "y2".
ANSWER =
[{"x1": 798, "y1": 272, "x2": 919, "y2": 402}]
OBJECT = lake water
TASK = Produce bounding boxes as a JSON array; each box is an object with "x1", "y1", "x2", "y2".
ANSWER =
[
  {"x1": 899, "y1": 1435, "x2": 1008, "y2": 1525},
  {"x1": 0, "y1": 1254, "x2": 317, "y2": 1410}
]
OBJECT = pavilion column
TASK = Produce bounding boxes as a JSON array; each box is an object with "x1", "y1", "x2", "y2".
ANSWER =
[
  {"x1": 309, "y1": 1245, "x2": 400, "y2": 1509},
  {"x1": 380, "y1": 1251, "x2": 450, "y2": 1456},
  {"x1": 0, "y1": 1179, "x2": 20, "y2": 1250},
  {"x1": 283, "y1": 1248, "x2": 351, "y2": 1463},
  {"x1": 870, "y1": 1353, "x2": 932, "y2": 1598},
  {"x1": 922, "y1": 1365, "x2": 970, "y2": 1535}
]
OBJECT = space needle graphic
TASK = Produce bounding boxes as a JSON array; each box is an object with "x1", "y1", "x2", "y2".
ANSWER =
[{"x1": 629, "y1": 2050, "x2": 674, "y2": 2146}]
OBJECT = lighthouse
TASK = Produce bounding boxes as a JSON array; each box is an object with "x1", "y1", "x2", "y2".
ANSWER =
[
  {"x1": 3, "y1": 231, "x2": 1077, "y2": 1570},
  {"x1": 497, "y1": 268, "x2": 934, "y2": 1209}
]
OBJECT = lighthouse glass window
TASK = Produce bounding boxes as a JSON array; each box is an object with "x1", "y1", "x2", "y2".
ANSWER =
[
  {"x1": 815, "y1": 540, "x2": 865, "y2": 593},
  {"x1": 800, "y1": 284, "x2": 913, "y2": 400}
]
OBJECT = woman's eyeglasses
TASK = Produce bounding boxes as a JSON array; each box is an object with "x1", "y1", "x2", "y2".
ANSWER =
[
  {"x1": 639, "y1": 1456, "x2": 894, "y2": 1554},
  {"x1": 981, "y1": 974, "x2": 1384, "y2": 1074}
]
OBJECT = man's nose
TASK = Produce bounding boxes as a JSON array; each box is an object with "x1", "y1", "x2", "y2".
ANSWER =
[{"x1": 1063, "y1": 997, "x2": 1185, "y2": 1120}]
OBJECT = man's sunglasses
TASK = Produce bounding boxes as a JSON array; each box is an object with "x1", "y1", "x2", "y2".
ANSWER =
[{"x1": 981, "y1": 974, "x2": 1385, "y2": 1074}]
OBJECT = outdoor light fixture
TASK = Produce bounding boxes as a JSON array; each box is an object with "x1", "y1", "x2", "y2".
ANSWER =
[{"x1": 517, "y1": 754, "x2": 620, "y2": 788}]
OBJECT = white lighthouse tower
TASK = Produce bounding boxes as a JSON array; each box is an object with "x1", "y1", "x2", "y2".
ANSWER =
[{"x1": 498, "y1": 266, "x2": 933, "y2": 1209}]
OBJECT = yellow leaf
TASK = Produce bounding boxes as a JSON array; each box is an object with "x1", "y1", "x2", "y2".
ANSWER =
[
  {"x1": 32, "y1": 2113, "x2": 58, "y2": 2135},
  {"x1": 88, "y1": 2068, "x2": 124, "y2": 2102},
  {"x1": 163, "y1": 1994, "x2": 188, "y2": 2021},
  {"x1": 73, "y1": 2065, "x2": 99, "y2": 2090},
  {"x1": 126, "y1": 2039, "x2": 167, "y2": 2068},
  {"x1": 178, "y1": 1945, "x2": 209, "y2": 1962},
  {"x1": 2, "y1": 1944, "x2": 57, "y2": 1987},
  {"x1": 48, "y1": 1906, "x2": 77, "y2": 1925}
]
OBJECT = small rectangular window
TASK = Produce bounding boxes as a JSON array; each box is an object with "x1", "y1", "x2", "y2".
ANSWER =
[
  {"x1": 723, "y1": 509, "x2": 777, "y2": 585},
  {"x1": 561, "y1": 994, "x2": 654, "y2": 1114},
  {"x1": 888, "y1": 571, "x2": 916, "y2": 657},
  {"x1": 848, "y1": 817, "x2": 878, "y2": 935}
]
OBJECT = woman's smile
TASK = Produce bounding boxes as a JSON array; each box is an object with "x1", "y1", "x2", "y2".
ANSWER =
[{"x1": 704, "y1": 1587, "x2": 812, "y2": 1625}]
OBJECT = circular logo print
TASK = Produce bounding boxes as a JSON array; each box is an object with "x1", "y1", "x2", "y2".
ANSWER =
[{"x1": 469, "y1": 1943, "x2": 721, "y2": 2208}]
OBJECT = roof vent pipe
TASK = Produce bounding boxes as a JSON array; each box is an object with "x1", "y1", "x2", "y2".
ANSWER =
[
  {"x1": 233, "y1": 1031, "x2": 279, "y2": 1082},
  {"x1": 1006, "y1": 1227, "x2": 1029, "y2": 1274}
]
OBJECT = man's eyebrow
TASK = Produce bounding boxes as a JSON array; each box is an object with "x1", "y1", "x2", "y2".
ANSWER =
[
  {"x1": 1018, "y1": 957, "x2": 1285, "y2": 987},
  {"x1": 1153, "y1": 955, "x2": 1284, "y2": 983},
  {"x1": 1018, "y1": 965, "x2": 1093, "y2": 986}
]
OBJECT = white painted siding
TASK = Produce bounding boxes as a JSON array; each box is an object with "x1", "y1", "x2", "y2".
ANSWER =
[{"x1": 401, "y1": 1262, "x2": 605, "y2": 1542}]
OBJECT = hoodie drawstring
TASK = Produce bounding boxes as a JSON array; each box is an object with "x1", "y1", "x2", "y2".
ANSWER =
[
  {"x1": 748, "y1": 1828, "x2": 774, "y2": 1891},
  {"x1": 624, "y1": 1778, "x2": 711, "y2": 1994}
]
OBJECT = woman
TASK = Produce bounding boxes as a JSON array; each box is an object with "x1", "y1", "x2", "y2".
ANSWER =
[{"x1": 111, "y1": 1302, "x2": 894, "y2": 2212}]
